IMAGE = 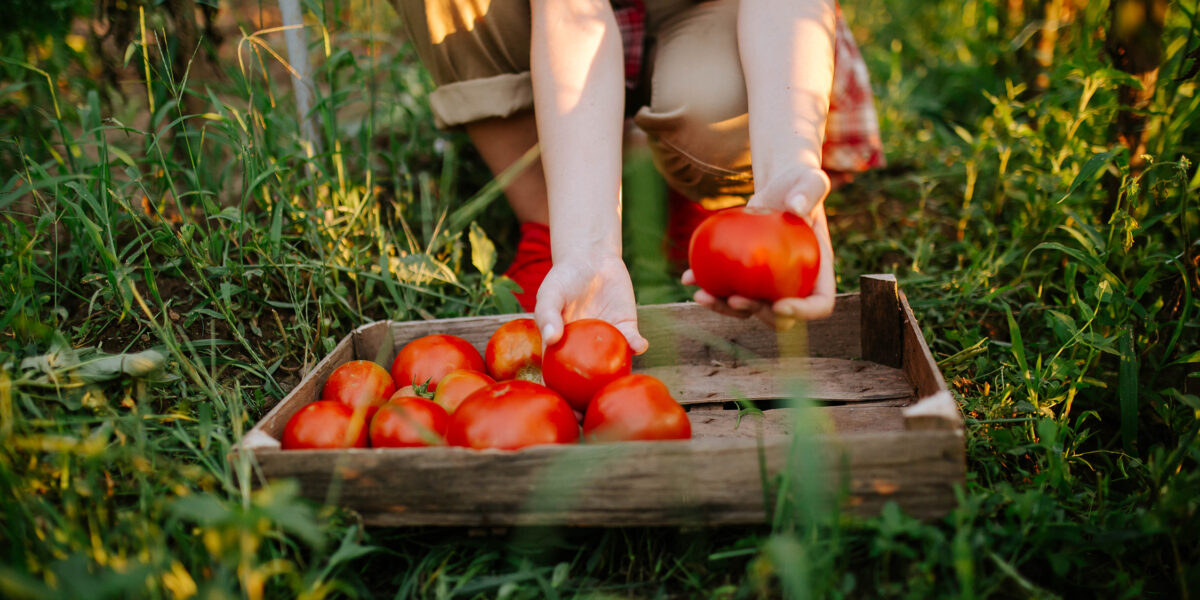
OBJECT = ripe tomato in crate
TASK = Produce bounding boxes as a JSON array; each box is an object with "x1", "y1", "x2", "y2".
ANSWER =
[{"x1": 235, "y1": 275, "x2": 964, "y2": 527}]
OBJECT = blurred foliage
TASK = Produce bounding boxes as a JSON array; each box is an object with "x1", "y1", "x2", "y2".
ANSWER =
[{"x1": 0, "y1": 0, "x2": 1197, "y2": 598}]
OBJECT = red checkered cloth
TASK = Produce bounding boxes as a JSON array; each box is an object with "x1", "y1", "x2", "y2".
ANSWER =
[
  {"x1": 612, "y1": 0, "x2": 884, "y2": 173},
  {"x1": 611, "y1": 0, "x2": 646, "y2": 91},
  {"x1": 824, "y1": 5, "x2": 885, "y2": 172}
]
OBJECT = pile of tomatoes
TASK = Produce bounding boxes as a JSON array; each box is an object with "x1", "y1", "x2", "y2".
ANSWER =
[{"x1": 282, "y1": 318, "x2": 692, "y2": 451}]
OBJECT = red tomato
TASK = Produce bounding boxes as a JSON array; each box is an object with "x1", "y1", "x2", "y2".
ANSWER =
[
  {"x1": 485, "y1": 318, "x2": 543, "y2": 381},
  {"x1": 542, "y1": 319, "x2": 633, "y2": 412},
  {"x1": 688, "y1": 206, "x2": 820, "y2": 301},
  {"x1": 281, "y1": 401, "x2": 369, "y2": 450},
  {"x1": 394, "y1": 385, "x2": 421, "y2": 398},
  {"x1": 583, "y1": 374, "x2": 692, "y2": 442},
  {"x1": 369, "y1": 396, "x2": 449, "y2": 448},
  {"x1": 320, "y1": 360, "x2": 396, "y2": 421},
  {"x1": 431, "y1": 369, "x2": 495, "y2": 413},
  {"x1": 446, "y1": 380, "x2": 579, "y2": 450},
  {"x1": 390, "y1": 334, "x2": 484, "y2": 392}
]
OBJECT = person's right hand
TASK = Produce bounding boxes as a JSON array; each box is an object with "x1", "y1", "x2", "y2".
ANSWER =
[
  {"x1": 533, "y1": 252, "x2": 649, "y2": 355},
  {"x1": 681, "y1": 165, "x2": 836, "y2": 330}
]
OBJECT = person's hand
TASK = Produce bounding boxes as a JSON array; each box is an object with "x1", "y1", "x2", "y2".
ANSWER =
[
  {"x1": 534, "y1": 252, "x2": 649, "y2": 354},
  {"x1": 681, "y1": 165, "x2": 837, "y2": 329}
]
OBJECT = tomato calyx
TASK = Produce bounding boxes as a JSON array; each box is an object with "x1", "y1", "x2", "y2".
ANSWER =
[{"x1": 512, "y1": 364, "x2": 544, "y2": 385}]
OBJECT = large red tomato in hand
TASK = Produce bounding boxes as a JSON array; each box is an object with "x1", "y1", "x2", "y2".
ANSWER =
[
  {"x1": 369, "y1": 396, "x2": 449, "y2": 447},
  {"x1": 447, "y1": 380, "x2": 579, "y2": 450},
  {"x1": 583, "y1": 374, "x2": 692, "y2": 442},
  {"x1": 688, "y1": 206, "x2": 820, "y2": 301},
  {"x1": 391, "y1": 334, "x2": 484, "y2": 392},
  {"x1": 542, "y1": 319, "x2": 633, "y2": 412},
  {"x1": 282, "y1": 401, "x2": 369, "y2": 450},
  {"x1": 485, "y1": 318, "x2": 542, "y2": 381},
  {"x1": 321, "y1": 360, "x2": 396, "y2": 421},
  {"x1": 431, "y1": 369, "x2": 494, "y2": 413}
]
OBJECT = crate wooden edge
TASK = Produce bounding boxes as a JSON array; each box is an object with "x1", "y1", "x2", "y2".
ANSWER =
[
  {"x1": 243, "y1": 427, "x2": 963, "y2": 527},
  {"x1": 236, "y1": 275, "x2": 961, "y2": 448},
  {"x1": 236, "y1": 289, "x2": 866, "y2": 453},
  {"x1": 231, "y1": 274, "x2": 965, "y2": 524},
  {"x1": 859, "y1": 274, "x2": 959, "y2": 433}
]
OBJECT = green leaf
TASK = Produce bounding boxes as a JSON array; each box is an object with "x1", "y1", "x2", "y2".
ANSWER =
[
  {"x1": 74, "y1": 349, "x2": 169, "y2": 382},
  {"x1": 1004, "y1": 305, "x2": 1035, "y2": 404},
  {"x1": 256, "y1": 480, "x2": 325, "y2": 548},
  {"x1": 394, "y1": 253, "x2": 458, "y2": 285},
  {"x1": 1118, "y1": 330, "x2": 1139, "y2": 452},
  {"x1": 269, "y1": 199, "x2": 285, "y2": 252},
  {"x1": 551, "y1": 562, "x2": 570, "y2": 588},
  {"x1": 1057, "y1": 148, "x2": 1125, "y2": 204},
  {"x1": 1034, "y1": 242, "x2": 1118, "y2": 287},
  {"x1": 213, "y1": 206, "x2": 242, "y2": 224},
  {"x1": 490, "y1": 277, "x2": 524, "y2": 314},
  {"x1": 106, "y1": 146, "x2": 137, "y2": 168},
  {"x1": 1169, "y1": 349, "x2": 1200, "y2": 366},
  {"x1": 169, "y1": 493, "x2": 231, "y2": 525},
  {"x1": 123, "y1": 42, "x2": 137, "y2": 68}
]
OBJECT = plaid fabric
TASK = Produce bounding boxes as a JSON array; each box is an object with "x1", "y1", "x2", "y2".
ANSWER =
[
  {"x1": 613, "y1": 0, "x2": 884, "y2": 172},
  {"x1": 824, "y1": 5, "x2": 885, "y2": 172},
  {"x1": 612, "y1": 0, "x2": 646, "y2": 91}
]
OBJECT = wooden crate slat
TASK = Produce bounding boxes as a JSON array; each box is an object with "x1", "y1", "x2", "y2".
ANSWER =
[
  {"x1": 896, "y1": 288, "x2": 958, "y2": 432},
  {"x1": 645, "y1": 356, "x2": 913, "y2": 404},
  {"x1": 368, "y1": 296, "x2": 864, "y2": 367},
  {"x1": 860, "y1": 274, "x2": 903, "y2": 368},
  {"x1": 899, "y1": 289, "x2": 950, "y2": 399},
  {"x1": 234, "y1": 276, "x2": 965, "y2": 525},
  {"x1": 249, "y1": 428, "x2": 961, "y2": 527},
  {"x1": 686, "y1": 405, "x2": 906, "y2": 439}
]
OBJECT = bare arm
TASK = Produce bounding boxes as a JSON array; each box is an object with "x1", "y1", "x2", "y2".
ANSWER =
[
  {"x1": 686, "y1": 0, "x2": 839, "y2": 327},
  {"x1": 740, "y1": 0, "x2": 835, "y2": 186},
  {"x1": 530, "y1": 0, "x2": 648, "y2": 352}
]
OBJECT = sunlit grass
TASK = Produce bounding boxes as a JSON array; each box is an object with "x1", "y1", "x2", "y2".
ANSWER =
[{"x1": 2, "y1": 0, "x2": 1198, "y2": 597}]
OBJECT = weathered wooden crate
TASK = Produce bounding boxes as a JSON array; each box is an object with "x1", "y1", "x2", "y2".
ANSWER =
[{"x1": 233, "y1": 274, "x2": 963, "y2": 526}]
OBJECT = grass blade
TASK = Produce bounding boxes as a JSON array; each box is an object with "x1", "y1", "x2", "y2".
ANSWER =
[{"x1": 1119, "y1": 330, "x2": 1139, "y2": 452}]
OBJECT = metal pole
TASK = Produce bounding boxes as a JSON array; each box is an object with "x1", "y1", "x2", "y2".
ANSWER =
[{"x1": 279, "y1": 0, "x2": 322, "y2": 154}]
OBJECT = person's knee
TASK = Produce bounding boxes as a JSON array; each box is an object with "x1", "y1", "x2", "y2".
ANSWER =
[
  {"x1": 634, "y1": 104, "x2": 753, "y2": 205},
  {"x1": 638, "y1": 0, "x2": 751, "y2": 204}
]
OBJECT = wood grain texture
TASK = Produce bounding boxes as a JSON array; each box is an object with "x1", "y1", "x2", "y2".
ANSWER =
[
  {"x1": 235, "y1": 281, "x2": 965, "y2": 526},
  {"x1": 860, "y1": 274, "x2": 903, "y2": 368},
  {"x1": 644, "y1": 357, "x2": 913, "y2": 404},
  {"x1": 895, "y1": 289, "x2": 961, "y2": 433},
  {"x1": 899, "y1": 290, "x2": 950, "y2": 400},
  {"x1": 245, "y1": 428, "x2": 962, "y2": 526},
  {"x1": 903, "y1": 391, "x2": 962, "y2": 431},
  {"x1": 688, "y1": 406, "x2": 906, "y2": 439},
  {"x1": 365, "y1": 298, "x2": 864, "y2": 370}
]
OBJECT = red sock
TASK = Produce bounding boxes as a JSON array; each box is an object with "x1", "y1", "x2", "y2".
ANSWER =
[
  {"x1": 665, "y1": 189, "x2": 718, "y2": 272},
  {"x1": 502, "y1": 222, "x2": 552, "y2": 312}
]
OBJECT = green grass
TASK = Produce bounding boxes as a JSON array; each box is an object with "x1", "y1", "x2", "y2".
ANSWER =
[{"x1": 2, "y1": 0, "x2": 1199, "y2": 598}]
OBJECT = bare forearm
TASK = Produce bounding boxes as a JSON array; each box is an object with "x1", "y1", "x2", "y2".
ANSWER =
[
  {"x1": 738, "y1": 0, "x2": 836, "y2": 183},
  {"x1": 530, "y1": 0, "x2": 626, "y2": 262}
]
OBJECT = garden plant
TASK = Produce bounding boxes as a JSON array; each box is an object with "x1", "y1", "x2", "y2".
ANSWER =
[{"x1": 1, "y1": 0, "x2": 1197, "y2": 597}]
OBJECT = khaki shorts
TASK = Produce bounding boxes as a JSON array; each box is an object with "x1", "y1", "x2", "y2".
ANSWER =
[{"x1": 395, "y1": 0, "x2": 774, "y2": 207}]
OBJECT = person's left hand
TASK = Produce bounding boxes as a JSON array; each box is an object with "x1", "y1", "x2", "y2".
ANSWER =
[
  {"x1": 534, "y1": 252, "x2": 649, "y2": 355},
  {"x1": 681, "y1": 165, "x2": 837, "y2": 330}
]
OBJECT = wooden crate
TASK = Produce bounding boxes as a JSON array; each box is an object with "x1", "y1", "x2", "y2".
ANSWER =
[{"x1": 233, "y1": 274, "x2": 963, "y2": 526}]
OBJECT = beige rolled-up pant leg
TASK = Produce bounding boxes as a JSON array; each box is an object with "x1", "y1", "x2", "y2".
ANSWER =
[
  {"x1": 393, "y1": 0, "x2": 536, "y2": 129},
  {"x1": 636, "y1": 0, "x2": 755, "y2": 210}
]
